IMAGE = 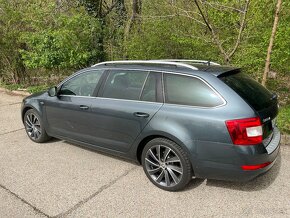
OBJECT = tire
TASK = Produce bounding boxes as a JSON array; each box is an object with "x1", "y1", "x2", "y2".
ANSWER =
[
  {"x1": 24, "y1": 109, "x2": 51, "y2": 143},
  {"x1": 141, "y1": 138, "x2": 192, "y2": 191}
]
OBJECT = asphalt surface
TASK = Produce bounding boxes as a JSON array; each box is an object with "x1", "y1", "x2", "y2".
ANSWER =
[{"x1": 0, "y1": 90, "x2": 289, "y2": 218}]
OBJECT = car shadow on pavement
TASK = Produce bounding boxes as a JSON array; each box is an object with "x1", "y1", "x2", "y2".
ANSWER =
[
  {"x1": 44, "y1": 137, "x2": 62, "y2": 143},
  {"x1": 205, "y1": 151, "x2": 282, "y2": 192},
  {"x1": 184, "y1": 178, "x2": 206, "y2": 191},
  {"x1": 63, "y1": 140, "x2": 139, "y2": 166}
]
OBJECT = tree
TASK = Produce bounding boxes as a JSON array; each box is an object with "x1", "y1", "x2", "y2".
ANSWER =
[
  {"x1": 20, "y1": 12, "x2": 103, "y2": 70},
  {"x1": 192, "y1": 0, "x2": 250, "y2": 64},
  {"x1": 77, "y1": 0, "x2": 127, "y2": 61},
  {"x1": 262, "y1": 0, "x2": 282, "y2": 86}
]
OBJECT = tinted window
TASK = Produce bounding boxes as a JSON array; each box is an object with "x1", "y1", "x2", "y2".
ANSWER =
[
  {"x1": 140, "y1": 73, "x2": 157, "y2": 102},
  {"x1": 164, "y1": 74, "x2": 224, "y2": 107},
  {"x1": 102, "y1": 70, "x2": 148, "y2": 100},
  {"x1": 59, "y1": 70, "x2": 103, "y2": 96},
  {"x1": 220, "y1": 72, "x2": 273, "y2": 111}
]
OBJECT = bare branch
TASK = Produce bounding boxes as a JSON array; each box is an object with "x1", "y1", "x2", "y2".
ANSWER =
[
  {"x1": 167, "y1": 2, "x2": 206, "y2": 25},
  {"x1": 171, "y1": 5, "x2": 202, "y2": 18},
  {"x1": 178, "y1": 13, "x2": 207, "y2": 26},
  {"x1": 203, "y1": 1, "x2": 245, "y2": 13},
  {"x1": 194, "y1": 0, "x2": 228, "y2": 60},
  {"x1": 228, "y1": 0, "x2": 250, "y2": 59},
  {"x1": 140, "y1": 14, "x2": 176, "y2": 20}
]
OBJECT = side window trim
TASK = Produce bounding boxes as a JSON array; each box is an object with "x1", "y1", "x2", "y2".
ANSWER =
[
  {"x1": 92, "y1": 70, "x2": 109, "y2": 97},
  {"x1": 97, "y1": 69, "x2": 113, "y2": 98},
  {"x1": 138, "y1": 72, "x2": 150, "y2": 100},
  {"x1": 146, "y1": 71, "x2": 163, "y2": 103}
]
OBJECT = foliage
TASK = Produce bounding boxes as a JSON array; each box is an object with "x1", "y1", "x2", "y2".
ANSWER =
[
  {"x1": 27, "y1": 85, "x2": 50, "y2": 94},
  {"x1": 20, "y1": 13, "x2": 103, "y2": 69},
  {"x1": 0, "y1": 0, "x2": 289, "y2": 132},
  {"x1": 0, "y1": 0, "x2": 103, "y2": 83},
  {"x1": 277, "y1": 105, "x2": 290, "y2": 134},
  {"x1": 0, "y1": 0, "x2": 28, "y2": 83}
]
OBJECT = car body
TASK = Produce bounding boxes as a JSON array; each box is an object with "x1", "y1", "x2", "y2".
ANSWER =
[{"x1": 21, "y1": 60, "x2": 281, "y2": 191}]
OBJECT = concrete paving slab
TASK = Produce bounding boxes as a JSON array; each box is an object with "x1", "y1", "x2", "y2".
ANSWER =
[
  {"x1": 0, "y1": 188, "x2": 46, "y2": 218},
  {"x1": 0, "y1": 103, "x2": 23, "y2": 134},
  {"x1": 0, "y1": 130, "x2": 136, "y2": 217},
  {"x1": 0, "y1": 91, "x2": 24, "y2": 106},
  {"x1": 68, "y1": 146, "x2": 290, "y2": 218}
]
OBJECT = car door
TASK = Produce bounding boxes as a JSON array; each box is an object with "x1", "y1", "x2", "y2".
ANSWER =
[
  {"x1": 88, "y1": 70, "x2": 163, "y2": 152},
  {"x1": 44, "y1": 69, "x2": 104, "y2": 141}
]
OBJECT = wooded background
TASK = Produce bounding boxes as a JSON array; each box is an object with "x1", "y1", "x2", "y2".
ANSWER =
[{"x1": 0, "y1": 0, "x2": 289, "y2": 106}]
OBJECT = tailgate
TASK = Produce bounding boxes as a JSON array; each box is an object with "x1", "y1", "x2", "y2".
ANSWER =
[{"x1": 219, "y1": 70, "x2": 279, "y2": 146}]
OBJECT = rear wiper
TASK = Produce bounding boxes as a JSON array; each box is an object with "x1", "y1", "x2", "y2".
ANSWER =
[{"x1": 271, "y1": 93, "x2": 277, "y2": 100}]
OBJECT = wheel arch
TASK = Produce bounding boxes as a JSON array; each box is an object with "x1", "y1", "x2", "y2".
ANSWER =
[
  {"x1": 22, "y1": 106, "x2": 34, "y2": 123},
  {"x1": 21, "y1": 102, "x2": 42, "y2": 123},
  {"x1": 135, "y1": 132, "x2": 195, "y2": 167}
]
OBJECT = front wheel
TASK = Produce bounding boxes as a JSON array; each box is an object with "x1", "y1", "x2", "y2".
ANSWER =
[
  {"x1": 24, "y1": 109, "x2": 51, "y2": 143},
  {"x1": 141, "y1": 138, "x2": 192, "y2": 191}
]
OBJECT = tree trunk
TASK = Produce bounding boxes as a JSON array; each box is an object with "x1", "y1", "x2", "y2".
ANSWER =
[
  {"x1": 262, "y1": 0, "x2": 282, "y2": 87},
  {"x1": 124, "y1": 0, "x2": 142, "y2": 58},
  {"x1": 124, "y1": 0, "x2": 142, "y2": 40},
  {"x1": 98, "y1": 18, "x2": 106, "y2": 62}
]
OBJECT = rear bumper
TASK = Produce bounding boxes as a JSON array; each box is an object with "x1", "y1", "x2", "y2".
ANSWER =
[{"x1": 194, "y1": 127, "x2": 281, "y2": 182}]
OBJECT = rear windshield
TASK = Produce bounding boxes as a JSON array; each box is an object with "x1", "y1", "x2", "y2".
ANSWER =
[{"x1": 220, "y1": 71, "x2": 273, "y2": 111}]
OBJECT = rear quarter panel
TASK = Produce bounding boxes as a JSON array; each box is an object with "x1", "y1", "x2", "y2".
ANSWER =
[{"x1": 132, "y1": 74, "x2": 259, "y2": 175}]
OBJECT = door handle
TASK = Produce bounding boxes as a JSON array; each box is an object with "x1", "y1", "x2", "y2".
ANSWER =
[
  {"x1": 133, "y1": 112, "x2": 150, "y2": 118},
  {"x1": 80, "y1": 105, "x2": 89, "y2": 110}
]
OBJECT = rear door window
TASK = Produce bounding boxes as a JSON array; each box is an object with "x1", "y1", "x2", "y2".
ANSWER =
[
  {"x1": 164, "y1": 74, "x2": 224, "y2": 107},
  {"x1": 101, "y1": 70, "x2": 149, "y2": 101},
  {"x1": 219, "y1": 72, "x2": 274, "y2": 111}
]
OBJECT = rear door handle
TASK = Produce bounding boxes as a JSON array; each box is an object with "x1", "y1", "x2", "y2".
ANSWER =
[
  {"x1": 80, "y1": 105, "x2": 89, "y2": 110},
  {"x1": 133, "y1": 112, "x2": 150, "y2": 118}
]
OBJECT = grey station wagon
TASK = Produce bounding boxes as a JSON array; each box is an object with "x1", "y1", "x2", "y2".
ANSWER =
[{"x1": 21, "y1": 60, "x2": 281, "y2": 191}]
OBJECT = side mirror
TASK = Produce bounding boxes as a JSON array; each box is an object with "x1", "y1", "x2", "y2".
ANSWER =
[{"x1": 48, "y1": 86, "x2": 58, "y2": 97}]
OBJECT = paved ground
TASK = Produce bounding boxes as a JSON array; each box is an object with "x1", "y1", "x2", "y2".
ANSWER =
[{"x1": 0, "y1": 90, "x2": 289, "y2": 218}]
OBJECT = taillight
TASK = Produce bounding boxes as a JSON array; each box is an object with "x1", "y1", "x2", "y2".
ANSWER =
[
  {"x1": 225, "y1": 117, "x2": 263, "y2": 145},
  {"x1": 242, "y1": 162, "x2": 271, "y2": 170}
]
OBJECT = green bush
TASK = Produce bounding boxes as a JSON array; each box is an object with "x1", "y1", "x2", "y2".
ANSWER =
[
  {"x1": 20, "y1": 13, "x2": 103, "y2": 70},
  {"x1": 277, "y1": 105, "x2": 290, "y2": 134}
]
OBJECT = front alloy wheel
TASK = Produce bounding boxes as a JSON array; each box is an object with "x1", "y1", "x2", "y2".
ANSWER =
[
  {"x1": 25, "y1": 113, "x2": 42, "y2": 140},
  {"x1": 142, "y1": 138, "x2": 192, "y2": 191},
  {"x1": 24, "y1": 109, "x2": 50, "y2": 143}
]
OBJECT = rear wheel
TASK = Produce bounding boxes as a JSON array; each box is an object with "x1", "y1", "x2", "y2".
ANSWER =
[
  {"x1": 24, "y1": 109, "x2": 51, "y2": 143},
  {"x1": 141, "y1": 138, "x2": 192, "y2": 191}
]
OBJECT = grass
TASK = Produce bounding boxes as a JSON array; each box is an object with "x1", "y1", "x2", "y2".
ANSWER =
[
  {"x1": 0, "y1": 82, "x2": 50, "y2": 94},
  {"x1": 277, "y1": 105, "x2": 290, "y2": 134},
  {"x1": 26, "y1": 85, "x2": 50, "y2": 93}
]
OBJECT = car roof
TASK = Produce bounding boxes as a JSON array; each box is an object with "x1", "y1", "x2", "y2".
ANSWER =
[{"x1": 89, "y1": 60, "x2": 239, "y2": 77}]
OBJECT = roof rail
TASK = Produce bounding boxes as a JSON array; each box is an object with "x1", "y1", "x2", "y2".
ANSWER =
[
  {"x1": 92, "y1": 60, "x2": 198, "y2": 70},
  {"x1": 158, "y1": 59, "x2": 220, "y2": 66}
]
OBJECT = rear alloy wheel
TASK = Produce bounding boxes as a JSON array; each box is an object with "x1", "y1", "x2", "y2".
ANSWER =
[
  {"x1": 24, "y1": 109, "x2": 50, "y2": 143},
  {"x1": 142, "y1": 138, "x2": 192, "y2": 191}
]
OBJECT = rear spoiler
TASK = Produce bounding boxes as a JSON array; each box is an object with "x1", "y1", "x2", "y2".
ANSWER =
[{"x1": 216, "y1": 69, "x2": 241, "y2": 78}]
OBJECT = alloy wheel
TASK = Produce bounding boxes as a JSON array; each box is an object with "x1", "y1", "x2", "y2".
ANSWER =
[
  {"x1": 25, "y1": 113, "x2": 42, "y2": 140},
  {"x1": 145, "y1": 145, "x2": 183, "y2": 187}
]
